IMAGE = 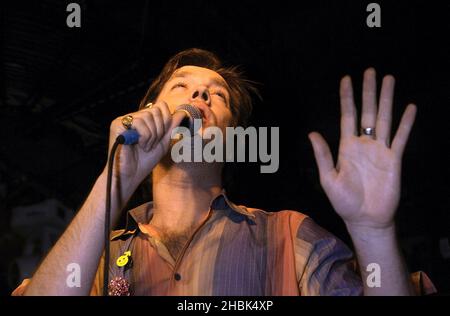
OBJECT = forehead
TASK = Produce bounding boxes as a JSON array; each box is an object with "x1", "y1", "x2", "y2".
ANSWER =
[{"x1": 170, "y1": 66, "x2": 228, "y2": 86}]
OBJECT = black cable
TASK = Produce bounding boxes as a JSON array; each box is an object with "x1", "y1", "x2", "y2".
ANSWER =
[{"x1": 103, "y1": 136, "x2": 125, "y2": 296}]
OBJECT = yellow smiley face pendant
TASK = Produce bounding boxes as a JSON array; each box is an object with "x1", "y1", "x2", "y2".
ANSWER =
[{"x1": 116, "y1": 251, "x2": 132, "y2": 267}]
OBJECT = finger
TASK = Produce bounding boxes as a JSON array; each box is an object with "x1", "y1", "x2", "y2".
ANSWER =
[
  {"x1": 131, "y1": 118, "x2": 152, "y2": 152},
  {"x1": 155, "y1": 101, "x2": 172, "y2": 134},
  {"x1": 161, "y1": 109, "x2": 190, "y2": 145},
  {"x1": 376, "y1": 75, "x2": 395, "y2": 146},
  {"x1": 361, "y1": 68, "x2": 377, "y2": 137},
  {"x1": 308, "y1": 132, "x2": 337, "y2": 183},
  {"x1": 112, "y1": 116, "x2": 128, "y2": 139},
  {"x1": 149, "y1": 107, "x2": 165, "y2": 145},
  {"x1": 142, "y1": 112, "x2": 158, "y2": 151},
  {"x1": 391, "y1": 104, "x2": 417, "y2": 156},
  {"x1": 140, "y1": 100, "x2": 168, "y2": 126},
  {"x1": 340, "y1": 76, "x2": 357, "y2": 139}
]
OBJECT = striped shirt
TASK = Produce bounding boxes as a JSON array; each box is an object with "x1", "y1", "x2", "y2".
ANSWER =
[{"x1": 91, "y1": 192, "x2": 363, "y2": 295}]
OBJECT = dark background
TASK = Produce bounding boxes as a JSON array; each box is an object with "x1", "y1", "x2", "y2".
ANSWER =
[{"x1": 1, "y1": 0, "x2": 449, "y2": 295}]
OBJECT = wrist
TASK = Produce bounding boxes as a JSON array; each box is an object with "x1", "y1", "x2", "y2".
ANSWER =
[
  {"x1": 345, "y1": 222, "x2": 397, "y2": 241},
  {"x1": 98, "y1": 168, "x2": 137, "y2": 210}
]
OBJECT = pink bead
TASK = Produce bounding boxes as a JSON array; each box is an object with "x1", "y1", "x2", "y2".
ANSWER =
[{"x1": 108, "y1": 276, "x2": 130, "y2": 296}]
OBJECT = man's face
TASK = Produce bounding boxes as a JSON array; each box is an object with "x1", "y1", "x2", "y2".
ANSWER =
[{"x1": 156, "y1": 66, "x2": 233, "y2": 133}]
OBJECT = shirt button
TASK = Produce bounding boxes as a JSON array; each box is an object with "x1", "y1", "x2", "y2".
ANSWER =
[{"x1": 174, "y1": 273, "x2": 181, "y2": 281}]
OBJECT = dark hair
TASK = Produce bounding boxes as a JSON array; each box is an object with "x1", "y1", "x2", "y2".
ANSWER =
[{"x1": 138, "y1": 48, "x2": 259, "y2": 127}]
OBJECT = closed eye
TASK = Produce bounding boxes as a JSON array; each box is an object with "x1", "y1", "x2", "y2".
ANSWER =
[
  {"x1": 172, "y1": 82, "x2": 187, "y2": 90},
  {"x1": 213, "y1": 91, "x2": 227, "y2": 101}
]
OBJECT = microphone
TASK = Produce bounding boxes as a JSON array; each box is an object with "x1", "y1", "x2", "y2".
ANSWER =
[{"x1": 117, "y1": 104, "x2": 202, "y2": 145}]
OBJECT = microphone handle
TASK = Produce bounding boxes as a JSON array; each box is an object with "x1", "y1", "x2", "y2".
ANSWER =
[
  {"x1": 118, "y1": 129, "x2": 140, "y2": 145},
  {"x1": 117, "y1": 106, "x2": 197, "y2": 145}
]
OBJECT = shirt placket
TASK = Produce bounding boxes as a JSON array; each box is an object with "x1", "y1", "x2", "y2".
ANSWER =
[{"x1": 167, "y1": 208, "x2": 213, "y2": 292}]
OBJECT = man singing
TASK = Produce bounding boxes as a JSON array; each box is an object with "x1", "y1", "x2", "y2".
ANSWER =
[{"x1": 15, "y1": 48, "x2": 427, "y2": 295}]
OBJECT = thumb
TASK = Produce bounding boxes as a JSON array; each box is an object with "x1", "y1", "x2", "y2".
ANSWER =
[
  {"x1": 161, "y1": 110, "x2": 191, "y2": 145},
  {"x1": 308, "y1": 132, "x2": 336, "y2": 181}
]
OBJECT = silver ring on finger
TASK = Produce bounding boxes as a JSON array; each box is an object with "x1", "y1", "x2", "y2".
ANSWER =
[{"x1": 361, "y1": 127, "x2": 376, "y2": 137}]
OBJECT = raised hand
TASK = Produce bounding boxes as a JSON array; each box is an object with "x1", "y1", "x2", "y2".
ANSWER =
[{"x1": 309, "y1": 68, "x2": 417, "y2": 230}]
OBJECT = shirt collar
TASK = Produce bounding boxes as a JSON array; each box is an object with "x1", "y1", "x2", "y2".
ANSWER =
[{"x1": 110, "y1": 190, "x2": 255, "y2": 241}]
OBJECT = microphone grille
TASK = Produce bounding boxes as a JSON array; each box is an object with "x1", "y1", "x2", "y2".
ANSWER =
[
  {"x1": 176, "y1": 104, "x2": 202, "y2": 119},
  {"x1": 175, "y1": 104, "x2": 202, "y2": 134}
]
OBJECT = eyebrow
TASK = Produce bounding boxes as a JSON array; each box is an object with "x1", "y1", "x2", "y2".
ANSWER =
[{"x1": 170, "y1": 70, "x2": 229, "y2": 92}]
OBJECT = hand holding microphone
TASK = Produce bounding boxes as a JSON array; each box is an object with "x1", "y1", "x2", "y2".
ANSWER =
[
  {"x1": 118, "y1": 103, "x2": 202, "y2": 145},
  {"x1": 105, "y1": 101, "x2": 201, "y2": 189}
]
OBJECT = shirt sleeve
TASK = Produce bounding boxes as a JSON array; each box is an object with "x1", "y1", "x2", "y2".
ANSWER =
[
  {"x1": 410, "y1": 271, "x2": 437, "y2": 295},
  {"x1": 294, "y1": 217, "x2": 438, "y2": 296},
  {"x1": 294, "y1": 217, "x2": 363, "y2": 296}
]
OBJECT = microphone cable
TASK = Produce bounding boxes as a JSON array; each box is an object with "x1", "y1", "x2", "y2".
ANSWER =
[{"x1": 103, "y1": 135, "x2": 127, "y2": 296}]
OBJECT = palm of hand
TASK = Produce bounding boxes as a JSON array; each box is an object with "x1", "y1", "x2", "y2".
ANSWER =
[
  {"x1": 309, "y1": 69, "x2": 416, "y2": 229},
  {"x1": 324, "y1": 136, "x2": 400, "y2": 228}
]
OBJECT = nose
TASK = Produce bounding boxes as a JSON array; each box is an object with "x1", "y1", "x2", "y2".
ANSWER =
[{"x1": 191, "y1": 87, "x2": 210, "y2": 105}]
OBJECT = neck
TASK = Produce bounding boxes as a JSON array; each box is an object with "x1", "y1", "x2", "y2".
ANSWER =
[{"x1": 150, "y1": 159, "x2": 223, "y2": 233}]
